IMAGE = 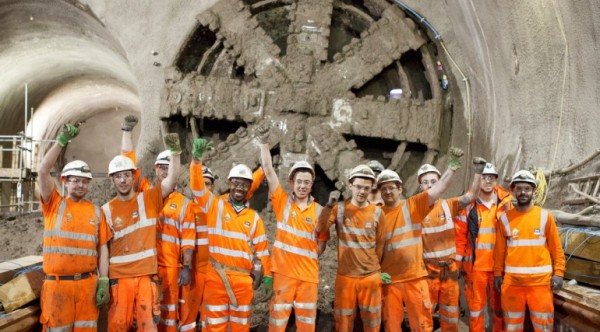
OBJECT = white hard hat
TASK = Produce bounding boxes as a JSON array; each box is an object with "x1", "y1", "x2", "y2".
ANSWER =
[
  {"x1": 367, "y1": 160, "x2": 385, "y2": 173},
  {"x1": 154, "y1": 150, "x2": 171, "y2": 165},
  {"x1": 348, "y1": 164, "x2": 376, "y2": 182},
  {"x1": 417, "y1": 164, "x2": 441, "y2": 181},
  {"x1": 61, "y1": 160, "x2": 92, "y2": 179},
  {"x1": 227, "y1": 164, "x2": 253, "y2": 181},
  {"x1": 108, "y1": 155, "x2": 136, "y2": 175},
  {"x1": 377, "y1": 169, "x2": 402, "y2": 186},
  {"x1": 288, "y1": 161, "x2": 315, "y2": 180},
  {"x1": 203, "y1": 166, "x2": 215, "y2": 181},
  {"x1": 482, "y1": 163, "x2": 498, "y2": 176},
  {"x1": 510, "y1": 170, "x2": 537, "y2": 188}
]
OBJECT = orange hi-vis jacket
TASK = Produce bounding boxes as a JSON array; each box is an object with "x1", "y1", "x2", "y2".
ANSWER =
[
  {"x1": 41, "y1": 189, "x2": 112, "y2": 275},
  {"x1": 421, "y1": 198, "x2": 460, "y2": 262},
  {"x1": 102, "y1": 185, "x2": 164, "y2": 278},
  {"x1": 380, "y1": 192, "x2": 433, "y2": 282},
  {"x1": 122, "y1": 150, "x2": 153, "y2": 193},
  {"x1": 494, "y1": 206, "x2": 565, "y2": 286},
  {"x1": 326, "y1": 200, "x2": 385, "y2": 278},
  {"x1": 190, "y1": 162, "x2": 271, "y2": 277},
  {"x1": 158, "y1": 191, "x2": 196, "y2": 267},
  {"x1": 193, "y1": 203, "x2": 209, "y2": 273},
  {"x1": 271, "y1": 184, "x2": 327, "y2": 284},
  {"x1": 455, "y1": 186, "x2": 512, "y2": 271}
]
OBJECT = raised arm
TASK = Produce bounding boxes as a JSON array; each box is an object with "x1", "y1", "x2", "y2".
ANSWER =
[
  {"x1": 189, "y1": 138, "x2": 215, "y2": 208},
  {"x1": 38, "y1": 124, "x2": 79, "y2": 201},
  {"x1": 160, "y1": 133, "x2": 182, "y2": 198},
  {"x1": 256, "y1": 124, "x2": 279, "y2": 195},
  {"x1": 458, "y1": 157, "x2": 486, "y2": 209},
  {"x1": 317, "y1": 191, "x2": 341, "y2": 233},
  {"x1": 426, "y1": 147, "x2": 464, "y2": 205},
  {"x1": 120, "y1": 115, "x2": 138, "y2": 153}
]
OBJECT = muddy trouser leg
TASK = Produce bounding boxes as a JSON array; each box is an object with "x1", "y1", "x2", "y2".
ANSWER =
[
  {"x1": 334, "y1": 274, "x2": 358, "y2": 332},
  {"x1": 179, "y1": 271, "x2": 206, "y2": 332},
  {"x1": 157, "y1": 267, "x2": 179, "y2": 332},
  {"x1": 137, "y1": 276, "x2": 159, "y2": 332},
  {"x1": 487, "y1": 272, "x2": 504, "y2": 332},
  {"x1": 466, "y1": 270, "x2": 488, "y2": 331},
  {"x1": 269, "y1": 272, "x2": 296, "y2": 331},
  {"x1": 501, "y1": 284, "x2": 526, "y2": 332},
  {"x1": 437, "y1": 263, "x2": 460, "y2": 332},
  {"x1": 402, "y1": 277, "x2": 433, "y2": 332},
  {"x1": 228, "y1": 274, "x2": 253, "y2": 332},
  {"x1": 41, "y1": 276, "x2": 100, "y2": 331},
  {"x1": 293, "y1": 279, "x2": 318, "y2": 332},
  {"x1": 382, "y1": 282, "x2": 404, "y2": 332},
  {"x1": 357, "y1": 273, "x2": 382, "y2": 332},
  {"x1": 203, "y1": 270, "x2": 232, "y2": 332},
  {"x1": 525, "y1": 285, "x2": 554, "y2": 332},
  {"x1": 108, "y1": 278, "x2": 136, "y2": 331}
]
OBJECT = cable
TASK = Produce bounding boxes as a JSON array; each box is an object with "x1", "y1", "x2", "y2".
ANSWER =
[{"x1": 533, "y1": 168, "x2": 548, "y2": 206}]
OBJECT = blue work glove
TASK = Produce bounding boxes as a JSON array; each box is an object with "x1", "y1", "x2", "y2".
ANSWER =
[
  {"x1": 380, "y1": 272, "x2": 392, "y2": 285},
  {"x1": 178, "y1": 265, "x2": 191, "y2": 286},
  {"x1": 551, "y1": 275, "x2": 563, "y2": 291}
]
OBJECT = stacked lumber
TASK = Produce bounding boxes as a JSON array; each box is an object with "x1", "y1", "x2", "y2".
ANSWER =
[
  {"x1": 0, "y1": 256, "x2": 43, "y2": 332},
  {"x1": 558, "y1": 227, "x2": 600, "y2": 287},
  {"x1": 554, "y1": 282, "x2": 600, "y2": 330}
]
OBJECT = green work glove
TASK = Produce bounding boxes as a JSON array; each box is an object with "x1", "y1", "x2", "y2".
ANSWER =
[
  {"x1": 164, "y1": 133, "x2": 182, "y2": 155},
  {"x1": 56, "y1": 123, "x2": 79, "y2": 147},
  {"x1": 95, "y1": 277, "x2": 110, "y2": 307},
  {"x1": 262, "y1": 275, "x2": 273, "y2": 296},
  {"x1": 448, "y1": 147, "x2": 464, "y2": 171},
  {"x1": 121, "y1": 115, "x2": 139, "y2": 132},
  {"x1": 380, "y1": 272, "x2": 392, "y2": 285},
  {"x1": 192, "y1": 138, "x2": 213, "y2": 160}
]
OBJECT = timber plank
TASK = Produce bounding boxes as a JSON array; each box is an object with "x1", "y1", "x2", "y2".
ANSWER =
[
  {"x1": 0, "y1": 304, "x2": 40, "y2": 332},
  {"x1": 564, "y1": 257, "x2": 600, "y2": 287},
  {"x1": 559, "y1": 229, "x2": 600, "y2": 263}
]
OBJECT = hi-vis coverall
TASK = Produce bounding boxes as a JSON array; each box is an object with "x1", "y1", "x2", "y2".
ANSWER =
[
  {"x1": 103, "y1": 185, "x2": 164, "y2": 332},
  {"x1": 455, "y1": 186, "x2": 512, "y2": 332},
  {"x1": 269, "y1": 184, "x2": 328, "y2": 332},
  {"x1": 156, "y1": 192, "x2": 196, "y2": 331},
  {"x1": 380, "y1": 191, "x2": 434, "y2": 332},
  {"x1": 318, "y1": 200, "x2": 385, "y2": 332},
  {"x1": 494, "y1": 206, "x2": 565, "y2": 332},
  {"x1": 421, "y1": 198, "x2": 461, "y2": 332},
  {"x1": 179, "y1": 204, "x2": 208, "y2": 332},
  {"x1": 40, "y1": 189, "x2": 111, "y2": 331},
  {"x1": 190, "y1": 162, "x2": 271, "y2": 332}
]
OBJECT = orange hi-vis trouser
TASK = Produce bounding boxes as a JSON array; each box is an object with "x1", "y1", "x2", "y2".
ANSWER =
[
  {"x1": 158, "y1": 266, "x2": 179, "y2": 332},
  {"x1": 501, "y1": 284, "x2": 554, "y2": 332},
  {"x1": 40, "y1": 274, "x2": 99, "y2": 331},
  {"x1": 269, "y1": 272, "x2": 318, "y2": 332},
  {"x1": 334, "y1": 273, "x2": 382, "y2": 332},
  {"x1": 109, "y1": 276, "x2": 160, "y2": 332},
  {"x1": 425, "y1": 261, "x2": 460, "y2": 332},
  {"x1": 202, "y1": 269, "x2": 253, "y2": 332},
  {"x1": 382, "y1": 276, "x2": 433, "y2": 332},
  {"x1": 464, "y1": 269, "x2": 503, "y2": 332},
  {"x1": 179, "y1": 271, "x2": 207, "y2": 332}
]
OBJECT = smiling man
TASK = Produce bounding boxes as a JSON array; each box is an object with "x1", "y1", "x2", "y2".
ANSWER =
[
  {"x1": 317, "y1": 164, "x2": 386, "y2": 332},
  {"x1": 37, "y1": 123, "x2": 111, "y2": 331},
  {"x1": 494, "y1": 170, "x2": 565, "y2": 332}
]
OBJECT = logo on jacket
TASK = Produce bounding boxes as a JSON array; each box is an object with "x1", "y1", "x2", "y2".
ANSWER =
[
  {"x1": 305, "y1": 217, "x2": 312, "y2": 224},
  {"x1": 244, "y1": 221, "x2": 251, "y2": 228},
  {"x1": 170, "y1": 203, "x2": 177, "y2": 210},
  {"x1": 424, "y1": 216, "x2": 431, "y2": 223},
  {"x1": 511, "y1": 228, "x2": 520, "y2": 239},
  {"x1": 533, "y1": 228, "x2": 541, "y2": 236},
  {"x1": 132, "y1": 211, "x2": 139, "y2": 218},
  {"x1": 291, "y1": 211, "x2": 297, "y2": 219},
  {"x1": 224, "y1": 213, "x2": 231, "y2": 222},
  {"x1": 65, "y1": 212, "x2": 73, "y2": 222},
  {"x1": 114, "y1": 217, "x2": 123, "y2": 226},
  {"x1": 366, "y1": 222, "x2": 372, "y2": 228}
]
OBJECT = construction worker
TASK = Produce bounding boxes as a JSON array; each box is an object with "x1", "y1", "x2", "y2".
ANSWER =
[
  {"x1": 103, "y1": 133, "x2": 182, "y2": 331},
  {"x1": 417, "y1": 159, "x2": 486, "y2": 332},
  {"x1": 455, "y1": 163, "x2": 513, "y2": 331},
  {"x1": 256, "y1": 127, "x2": 328, "y2": 331},
  {"x1": 367, "y1": 160, "x2": 385, "y2": 205},
  {"x1": 189, "y1": 138, "x2": 271, "y2": 332},
  {"x1": 179, "y1": 165, "x2": 213, "y2": 332},
  {"x1": 377, "y1": 147, "x2": 466, "y2": 332},
  {"x1": 317, "y1": 164, "x2": 387, "y2": 332},
  {"x1": 151, "y1": 150, "x2": 196, "y2": 331},
  {"x1": 493, "y1": 170, "x2": 565, "y2": 331},
  {"x1": 120, "y1": 114, "x2": 153, "y2": 192},
  {"x1": 37, "y1": 123, "x2": 111, "y2": 331}
]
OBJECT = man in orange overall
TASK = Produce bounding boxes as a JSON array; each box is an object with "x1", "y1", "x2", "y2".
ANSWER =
[
  {"x1": 417, "y1": 159, "x2": 485, "y2": 332},
  {"x1": 189, "y1": 138, "x2": 271, "y2": 332},
  {"x1": 256, "y1": 126, "x2": 328, "y2": 331},
  {"x1": 152, "y1": 150, "x2": 196, "y2": 331},
  {"x1": 376, "y1": 147, "x2": 465, "y2": 332},
  {"x1": 494, "y1": 170, "x2": 565, "y2": 331},
  {"x1": 317, "y1": 164, "x2": 387, "y2": 332},
  {"x1": 37, "y1": 123, "x2": 111, "y2": 331},
  {"x1": 455, "y1": 163, "x2": 513, "y2": 331},
  {"x1": 103, "y1": 133, "x2": 181, "y2": 331}
]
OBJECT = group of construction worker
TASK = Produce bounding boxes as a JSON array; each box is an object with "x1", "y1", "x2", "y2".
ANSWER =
[{"x1": 37, "y1": 116, "x2": 565, "y2": 332}]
